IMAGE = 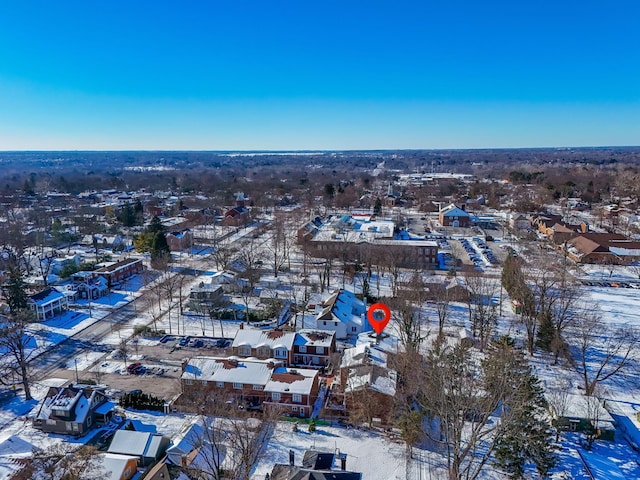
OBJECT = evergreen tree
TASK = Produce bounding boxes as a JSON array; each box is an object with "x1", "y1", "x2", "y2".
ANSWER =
[
  {"x1": 5, "y1": 267, "x2": 28, "y2": 313},
  {"x1": 148, "y1": 215, "x2": 165, "y2": 234},
  {"x1": 486, "y1": 337, "x2": 556, "y2": 478},
  {"x1": 134, "y1": 199, "x2": 144, "y2": 222},
  {"x1": 373, "y1": 197, "x2": 382, "y2": 215},
  {"x1": 118, "y1": 203, "x2": 137, "y2": 227},
  {"x1": 151, "y1": 231, "x2": 170, "y2": 260},
  {"x1": 536, "y1": 312, "x2": 555, "y2": 351}
]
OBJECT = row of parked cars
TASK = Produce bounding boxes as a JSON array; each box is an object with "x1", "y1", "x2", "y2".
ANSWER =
[
  {"x1": 159, "y1": 335, "x2": 232, "y2": 349},
  {"x1": 581, "y1": 280, "x2": 640, "y2": 288}
]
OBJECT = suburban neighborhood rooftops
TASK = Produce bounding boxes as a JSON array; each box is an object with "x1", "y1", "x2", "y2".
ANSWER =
[
  {"x1": 182, "y1": 356, "x2": 281, "y2": 384},
  {"x1": 232, "y1": 329, "x2": 296, "y2": 350}
]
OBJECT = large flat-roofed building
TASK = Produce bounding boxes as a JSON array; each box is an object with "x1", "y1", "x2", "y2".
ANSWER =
[{"x1": 298, "y1": 214, "x2": 438, "y2": 269}]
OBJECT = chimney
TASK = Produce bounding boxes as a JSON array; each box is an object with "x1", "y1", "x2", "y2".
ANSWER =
[
  {"x1": 339, "y1": 453, "x2": 347, "y2": 470},
  {"x1": 289, "y1": 449, "x2": 295, "y2": 466}
]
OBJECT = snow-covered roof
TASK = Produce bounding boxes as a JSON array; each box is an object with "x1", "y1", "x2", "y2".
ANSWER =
[
  {"x1": 294, "y1": 330, "x2": 335, "y2": 348},
  {"x1": 28, "y1": 287, "x2": 65, "y2": 306},
  {"x1": 265, "y1": 367, "x2": 318, "y2": 395},
  {"x1": 346, "y1": 368, "x2": 397, "y2": 397},
  {"x1": 232, "y1": 329, "x2": 296, "y2": 351},
  {"x1": 355, "y1": 332, "x2": 399, "y2": 355},
  {"x1": 341, "y1": 344, "x2": 389, "y2": 369},
  {"x1": 182, "y1": 356, "x2": 281, "y2": 385},
  {"x1": 100, "y1": 453, "x2": 137, "y2": 480},
  {"x1": 108, "y1": 430, "x2": 168, "y2": 458},
  {"x1": 166, "y1": 418, "x2": 206, "y2": 465},
  {"x1": 319, "y1": 289, "x2": 366, "y2": 326},
  {"x1": 550, "y1": 393, "x2": 614, "y2": 427}
]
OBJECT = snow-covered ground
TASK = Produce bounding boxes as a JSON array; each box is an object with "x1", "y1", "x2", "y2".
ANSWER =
[
  {"x1": 253, "y1": 421, "x2": 408, "y2": 479},
  {"x1": 4, "y1": 239, "x2": 640, "y2": 479}
]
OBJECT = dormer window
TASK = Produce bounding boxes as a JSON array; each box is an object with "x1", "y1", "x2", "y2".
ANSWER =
[
  {"x1": 238, "y1": 346, "x2": 251, "y2": 357},
  {"x1": 274, "y1": 348, "x2": 287, "y2": 358}
]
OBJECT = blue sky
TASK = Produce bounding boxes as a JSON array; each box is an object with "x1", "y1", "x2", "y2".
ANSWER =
[{"x1": 0, "y1": 1, "x2": 639, "y2": 150}]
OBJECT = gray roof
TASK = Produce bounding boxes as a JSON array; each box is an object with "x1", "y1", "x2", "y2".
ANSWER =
[{"x1": 108, "y1": 430, "x2": 169, "y2": 459}]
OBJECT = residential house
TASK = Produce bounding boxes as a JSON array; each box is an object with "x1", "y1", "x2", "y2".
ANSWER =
[
  {"x1": 180, "y1": 357, "x2": 320, "y2": 417},
  {"x1": 548, "y1": 393, "x2": 615, "y2": 441},
  {"x1": 269, "y1": 450, "x2": 362, "y2": 480},
  {"x1": 438, "y1": 203, "x2": 471, "y2": 227},
  {"x1": 189, "y1": 283, "x2": 224, "y2": 309},
  {"x1": 107, "y1": 430, "x2": 171, "y2": 467},
  {"x1": 99, "y1": 453, "x2": 138, "y2": 480},
  {"x1": 508, "y1": 214, "x2": 531, "y2": 231},
  {"x1": 71, "y1": 271, "x2": 109, "y2": 300},
  {"x1": 315, "y1": 289, "x2": 369, "y2": 340},
  {"x1": 166, "y1": 229, "x2": 193, "y2": 252},
  {"x1": 95, "y1": 257, "x2": 143, "y2": 287},
  {"x1": 224, "y1": 192, "x2": 250, "y2": 226},
  {"x1": 33, "y1": 385, "x2": 111, "y2": 436},
  {"x1": 324, "y1": 343, "x2": 397, "y2": 424},
  {"x1": 232, "y1": 329, "x2": 296, "y2": 364},
  {"x1": 262, "y1": 366, "x2": 321, "y2": 418},
  {"x1": 27, "y1": 287, "x2": 69, "y2": 321},
  {"x1": 293, "y1": 329, "x2": 336, "y2": 368}
]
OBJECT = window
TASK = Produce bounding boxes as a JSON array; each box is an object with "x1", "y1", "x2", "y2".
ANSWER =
[
  {"x1": 291, "y1": 406, "x2": 298, "y2": 411},
  {"x1": 233, "y1": 382, "x2": 243, "y2": 389},
  {"x1": 293, "y1": 394, "x2": 302, "y2": 403},
  {"x1": 253, "y1": 384, "x2": 263, "y2": 391},
  {"x1": 315, "y1": 346, "x2": 323, "y2": 354},
  {"x1": 201, "y1": 380, "x2": 208, "y2": 386},
  {"x1": 65, "y1": 422, "x2": 72, "y2": 431},
  {"x1": 351, "y1": 326, "x2": 357, "y2": 332},
  {"x1": 238, "y1": 346, "x2": 251, "y2": 356},
  {"x1": 272, "y1": 392, "x2": 281, "y2": 401},
  {"x1": 46, "y1": 419, "x2": 56, "y2": 425},
  {"x1": 185, "y1": 378, "x2": 193, "y2": 385},
  {"x1": 323, "y1": 321, "x2": 327, "y2": 326},
  {"x1": 274, "y1": 348, "x2": 287, "y2": 358},
  {"x1": 334, "y1": 322, "x2": 338, "y2": 326},
  {"x1": 299, "y1": 346, "x2": 307, "y2": 353},
  {"x1": 216, "y1": 382, "x2": 224, "y2": 388}
]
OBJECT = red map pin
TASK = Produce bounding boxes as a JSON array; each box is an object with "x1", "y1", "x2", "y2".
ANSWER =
[{"x1": 367, "y1": 303, "x2": 391, "y2": 335}]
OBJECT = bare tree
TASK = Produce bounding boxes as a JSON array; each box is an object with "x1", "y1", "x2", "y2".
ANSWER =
[
  {"x1": 116, "y1": 338, "x2": 129, "y2": 372},
  {"x1": 388, "y1": 272, "x2": 430, "y2": 354},
  {"x1": 464, "y1": 273, "x2": 498, "y2": 351},
  {"x1": 572, "y1": 310, "x2": 639, "y2": 395},
  {"x1": 181, "y1": 386, "x2": 279, "y2": 480},
  {"x1": 433, "y1": 281, "x2": 452, "y2": 338},
  {"x1": 29, "y1": 444, "x2": 106, "y2": 480},
  {"x1": 235, "y1": 240, "x2": 265, "y2": 320},
  {"x1": 0, "y1": 310, "x2": 36, "y2": 400},
  {"x1": 419, "y1": 336, "x2": 555, "y2": 480},
  {"x1": 266, "y1": 210, "x2": 291, "y2": 278}
]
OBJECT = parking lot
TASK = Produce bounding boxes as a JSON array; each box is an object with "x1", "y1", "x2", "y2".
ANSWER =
[{"x1": 51, "y1": 336, "x2": 234, "y2": 402}]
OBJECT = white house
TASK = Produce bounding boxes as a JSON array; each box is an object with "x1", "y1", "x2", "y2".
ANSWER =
[
  {"x1": 315, "y1": 289, "x2": 370, "y2": 340},
  {"x1": 28, "y1": 287, "x2": 69, "y2": 321}
]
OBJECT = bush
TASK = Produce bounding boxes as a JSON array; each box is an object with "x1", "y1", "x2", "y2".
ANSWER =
[
  {"x1": 133, "y1": 325, "x2": 165, "y2": 337},
  {"x1": 119, "y1": 391, "x2": 165, "y2": 412}
]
